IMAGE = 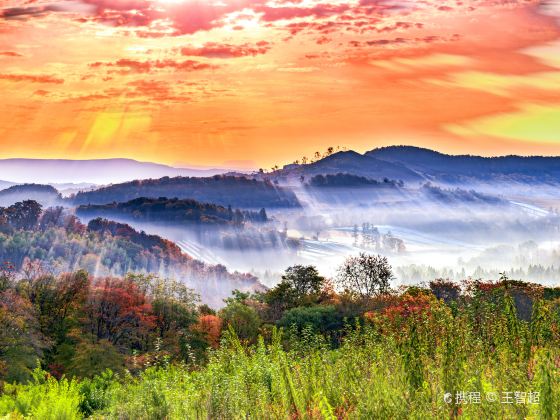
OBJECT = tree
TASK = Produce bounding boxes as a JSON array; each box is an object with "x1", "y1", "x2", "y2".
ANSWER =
[
  {"x1": 20, "y1": 270, "x2": 89, "y2": 344},
  {"x1": 191, "y1": 315, "x2": 223, "y2": 348},
  {"x1": 39, "y1": 206, "x2": 64, "y2": 230},
  {"x1": 5, "y1": 200, "x2": 42, "y2": 230},
  {"x1": 278, "y1": 305, "x2": 342, "y2": 333},
  {"x1": 336, "y1": 253, "x2": 393, "y2": 298},
  {"x1": 0, "y1": 290, "x2": 46, "y2": 383},
  {"x1": 263, "y1": 266, "x2": 326, "y2": 321},
  {"x1": 219, "y1": 302, "x2": 261, "y2": 342},
  {"x1": 67, "y1": 339, "x2": 124, "y2": 378},
  {"x1": 281, "y1": 265, "x2": 325, "y2": 298},
  {"x1": 259, "y1": 208, "x2": 268, "y2": 222},
  {"x1": 264, "y1": 281, "x2": 298, "y2": 321},
  {"x1": 83, "y1": 277, "x2": 156, "y2": 349}
]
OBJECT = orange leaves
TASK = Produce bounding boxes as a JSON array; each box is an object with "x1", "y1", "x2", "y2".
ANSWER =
[{"x1": 191, "y1": 314, "x2": 223, "y2": 348}]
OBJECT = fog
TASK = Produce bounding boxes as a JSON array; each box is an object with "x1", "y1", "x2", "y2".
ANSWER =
[{"x1": 77, "y1": 182, "x2": 560, "y2": 290}]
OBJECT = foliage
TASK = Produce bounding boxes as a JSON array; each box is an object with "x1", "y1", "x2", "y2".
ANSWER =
[
  {"x1": 77, "y1": 197, "x2": 268, "y2": 226},
  {"x1": 307, "y1": 173, "x2": 402, "y2": 188},
  {"x1": 71, "y1": 175, "x2": 300, "y2": 208},
  {"x1": 0, "y1": 205, "x2": 262, "y2": 306},
  {"x1": 278, "y1": 305, "x2": 342, "y2": 334},
  {"x1": 336, "y1": 253, "x2": 393, "y2": 298},
  {"x1": 1, "y1": 256, "x2": 560, "y2": 419},
  {"x1": 219, "y1": 302, "x2": 261, "y2": 343}
]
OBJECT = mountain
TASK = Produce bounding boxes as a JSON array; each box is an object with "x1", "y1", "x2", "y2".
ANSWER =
[
  {"x1": 71, "y1": 175, "x2": 301, "y2": 208},
  {"x1": 367, "y1": 146, "x2": 560, "y2": 185},
  {"x1": 277, "y1": 151, "x2": 424, "y2": 183},
  {"x1": 0, "y1": 184, "x2": 62, "y2": 207},
  {"x1": 0, "y1": 158, "x2": 231, "y2": 184},
  {"x1": 0, "y1": 180, "x2": 15, "y2": 190}
]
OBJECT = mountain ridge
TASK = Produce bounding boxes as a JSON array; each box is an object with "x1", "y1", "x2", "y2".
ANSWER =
[{"x1": 0, "y1": 158, "x2": 233, "y2": 184}]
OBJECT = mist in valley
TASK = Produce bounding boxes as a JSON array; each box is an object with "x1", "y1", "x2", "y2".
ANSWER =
[{"x1": 74, "y1": 181, "x2": 560, "y2": 290}]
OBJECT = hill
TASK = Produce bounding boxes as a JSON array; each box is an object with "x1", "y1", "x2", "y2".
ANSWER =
[
  {"x1": 0, "y1": 184, "x2": 62, "y2": 207},
  {"x1": 0, "y1": 201, "x2": 264, "y2": 306},
  {"x1": 71, "y1": 175, "x2": 300, "y2": 208},
  {"x1": 278, "y1": 151, "x2": 423, "y2": 183},
  {"x1": 367, "y1": 146, "x2": 560, "y2": 185},
  {"x1": 0, "y1": 158, "x2": 230, "y2": 184},
  {"x1": 77, "y1": 197, "x2": 268, "y2": 225}
]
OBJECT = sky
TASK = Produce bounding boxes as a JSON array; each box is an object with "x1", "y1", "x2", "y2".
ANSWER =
[{"x1": 1, "y1": 0, "x2": 560, "y2": 169}]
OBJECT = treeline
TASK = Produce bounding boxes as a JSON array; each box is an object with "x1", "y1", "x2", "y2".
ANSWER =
[
  {"x1": 77, "y1": 197, "x2": 268, "y2": 226},
  {"x1": 0, "y1": 269, "x2": 213, "y2": 384},
  {"x1": 420, "y1": 183, "x2": 505, "y2": 205},
  {"x1": 71, "y1": 175, "x2": 301, "y2": 208},
  {"x1": 396, "y1": 263, "x2": 560, "y2": 284},
  {"x1": 307, "y1": 173, "x2": 404, "y2": 188}
]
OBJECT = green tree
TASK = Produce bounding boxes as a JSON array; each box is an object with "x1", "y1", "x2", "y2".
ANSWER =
[
  {"x1": 278, "y1": 305, "x2": 342, "y2": 334},
  {"x1": 281, "y1": 265, "x2": 325, "y2": 298},
  {"x1": 67, "y1": 339, "x2": 123, "y2": 378},
  {"x1": 219, "y1": 302, "x2": 261, "y2": 342}
]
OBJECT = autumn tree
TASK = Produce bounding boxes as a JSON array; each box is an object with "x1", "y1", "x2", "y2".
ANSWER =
[
  {"x1": 19, "y1": 269, "x2": 89, "y2": 344},
  {"x1": 83, "y1": 277, "x2": 156, "y2": 350}
]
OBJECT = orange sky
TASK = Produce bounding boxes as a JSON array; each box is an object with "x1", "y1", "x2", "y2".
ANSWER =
[{"x1": 1, "y1": 0, "x2": 560, "y2": 168}]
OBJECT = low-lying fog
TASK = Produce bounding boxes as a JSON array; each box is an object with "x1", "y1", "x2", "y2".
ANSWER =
[{"x1": 77, "y1": 182, "x2": 560, "y2": 289}]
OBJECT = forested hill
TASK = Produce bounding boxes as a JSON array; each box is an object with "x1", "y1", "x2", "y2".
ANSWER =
[
  {"x1": 0, "y1": 201, "x2": 264, "y2": 306},
  {"x1": 0, "y1": 183, "x2": 61, "y2": 207},
  {"x1": 77, "y1": 197, "x2": 268, "y2": 225},
  {"x1": 367, "y1": 146, "x2": 560, "y2": 184},
  {"x1": 71, "y1": 175, "x2": 300, "y2": 208}
]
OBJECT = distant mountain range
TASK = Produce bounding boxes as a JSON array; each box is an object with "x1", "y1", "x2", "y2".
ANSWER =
[
  {"x1": 277, "y1": 146, "x2": 560, "y2": 186},
  {"x1": 367, "y1": 146, "x2": 560, "y2": 185},
  {"x1": 2, "y1": 146, "x2": 560, "y2": 198},
  {"x1": 0, "y1": 158, "x2": 233, "y2": 184}
]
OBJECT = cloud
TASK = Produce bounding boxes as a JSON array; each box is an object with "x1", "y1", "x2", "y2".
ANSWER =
[
  {"x1": 255, "y1": 3, "x2": 351, "y2": 22},
  {"x1": 0, "y1": 4, "x2": 64, "y2": 20},
  {"x1": 0, "y1": 51, "x2": 23, "y2": 57},
  {"x1": 66, "y1": 79, "x2": 192, "y2": 103},
  {"x1": 89, "y1": 58, "x2": 216, "y2": 74},
  {"x1": 181, "y1": 41, "x2": 271, "y2": 59},
  {"x1": 0, "y1": 73, "x2": 64, "y2": 83},
  {"x1": 79, "y1": 0, "x2": 265, "y2": 36}
]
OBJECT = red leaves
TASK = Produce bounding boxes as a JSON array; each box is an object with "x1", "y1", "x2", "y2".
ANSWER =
[
  {"x1": 85, "y1": 277, "x2": 156, "y2": 346},
  {"x1": 384, "y1": 293, "x2": 433, "y2": 321}
]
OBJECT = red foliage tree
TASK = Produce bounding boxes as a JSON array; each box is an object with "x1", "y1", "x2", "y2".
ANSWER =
[
  {"x1": 83, "y1": 277, "x2": 156, "y2": 349},
  {"x1": 191, "y1": 314, "x2": 223, "y2": 348}
]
